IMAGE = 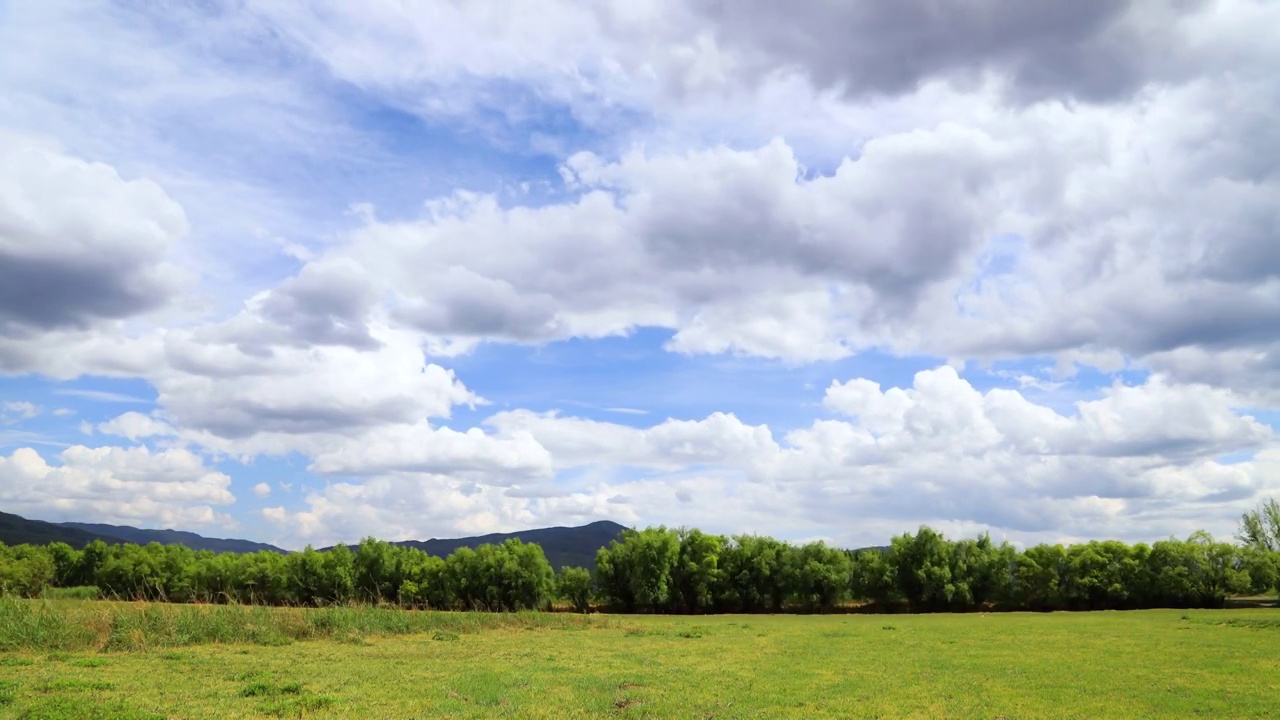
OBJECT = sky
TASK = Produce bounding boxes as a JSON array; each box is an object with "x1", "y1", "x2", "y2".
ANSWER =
[{"x1": 1, "y1": 0, "x2": 1278, "y2": 551}]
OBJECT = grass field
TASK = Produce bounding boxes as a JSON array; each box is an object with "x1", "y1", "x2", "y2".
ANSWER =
[{"x1": 1, "y1": 602, "x2": 1278, "y2": 719}]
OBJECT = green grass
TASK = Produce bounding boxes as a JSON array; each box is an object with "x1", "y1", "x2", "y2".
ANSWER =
[
  {"x1": 38, "y1": 587, "x2": 100, "y2": 602},
  {"x1": 0, "y1": 603, "x2": 1276, "y2": 718},
  {"x1": 0, "y1": 598, "x2": 603, "y2": 652}
]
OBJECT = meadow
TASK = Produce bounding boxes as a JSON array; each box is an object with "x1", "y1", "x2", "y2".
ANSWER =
[{"x1": 1, "y1": 600, "x2": 1278, "y2": 719}]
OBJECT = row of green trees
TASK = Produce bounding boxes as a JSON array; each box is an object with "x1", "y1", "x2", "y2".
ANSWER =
[
  {"x1": 2, "y1": 506, "x2": 1278, "y2": 614},
  {"x1": 592, "y1": 526, "x2": 1278, "y2": 613},
  {"x1": 0, "y1": 537, "x2": 558, "y2": 611}
]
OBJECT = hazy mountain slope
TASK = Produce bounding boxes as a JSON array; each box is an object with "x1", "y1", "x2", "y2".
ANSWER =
[{"x1": 58, "y1": 522, "x2": 287, "y2": 554}]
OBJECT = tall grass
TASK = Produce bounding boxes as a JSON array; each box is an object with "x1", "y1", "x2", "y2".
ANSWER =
[
  {"x1": 0, "y1": 598, "x2": 612, "y2": 653},
  {"x1": 39, "y1": 586, "x2": 100, "y2": 601}
]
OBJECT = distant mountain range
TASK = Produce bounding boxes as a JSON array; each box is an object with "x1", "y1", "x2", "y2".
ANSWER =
[
  {"x1": 59, "y1": 522, "x2": 287, "y2": 555},
  {"x1": 0, "y1": 511, "x2": 111, "y2": 548},
  {"x1": 0, "y1": 511, "x2": 629, "y2": 569},
  {"x1": 0, "y1": 511, "x2": 287, "y2": 554},
  {"x1": 322, "y1": 520, "x2": 629, "y2": 570}
]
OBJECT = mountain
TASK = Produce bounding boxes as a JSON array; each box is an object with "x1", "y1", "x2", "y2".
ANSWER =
[
  {"x1": 0, "y1": 512, "x2": 287, "y2": 553},
  {"x1": 326, "y1": 520, "x2": 630, "y2": 570},
  {"x1": 0, "y1": 511, "x2": 125, "y2": 548},
  {"x1": 4, "y1": 510, "x2": 621, "y2": 565},
  {"x1": 58, "y1": 522, "x2": 287, "y2": 555}
]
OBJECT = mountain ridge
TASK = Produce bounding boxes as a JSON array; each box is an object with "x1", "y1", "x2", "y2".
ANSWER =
[
  {"x1": 0, "y1": 511, "x2": 125, "y2": 548},
  {"x1": 0, "y1": 512, "x2": 629, "y2": 568},
  {"x1": 321, "y1": 520, "x2": 629, "y2": 570},
  {"x1": 58, "y1": 522, "x2": 287, "y2": 555}
]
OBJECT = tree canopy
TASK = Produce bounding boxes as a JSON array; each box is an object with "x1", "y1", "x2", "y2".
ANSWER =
[{"x1": 2, "y1": 519, "x2": 1276, "y2": 614}]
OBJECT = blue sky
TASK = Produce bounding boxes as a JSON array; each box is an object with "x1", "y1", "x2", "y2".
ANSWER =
[{"x1": 1, "y1": 0, "x2": 1277, "y2": 550}]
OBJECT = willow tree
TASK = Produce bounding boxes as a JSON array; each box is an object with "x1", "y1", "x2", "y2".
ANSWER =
[{"x1": 1239, "y1": 498, "x2": 1280, "y2": 553}]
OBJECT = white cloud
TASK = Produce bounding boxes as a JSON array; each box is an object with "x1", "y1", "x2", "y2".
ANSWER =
[
  {"x1": 258, "y1": 474, "x2": 541, "y2": 546},
  {"x1": 320, "y1": 127, "x2": 1020, "y2": 361},
  {"x1": 251, "y1": 368, "x2": 1277, "y2": 549},
  {"x1": 0, "y1": 133, "x2": 187, "y2": 338},
  {"x1": 53, "y1": 389, "x2": 153, "y2": 404},
  {"x1": 0, "y1": 445, "x2": 235, "y2": 529},
  {"x1": 272, "y1": 44, "x2": 1278, "y2": 389},
  {"x1": 306, "y1": 423, "x2": 553, "y2": 480},
  {"x1": 1, "y1": 401, "x2": 40, "y2": 424},
  {"x1": 253, "y1": 482, "x2": 271, "y2": 498},
  {"x1": 97, "y1": 412, "x2": 176, "y2": 442},
  {"x1": 1, "y1": 0, "x2": 1278, "y2": 550},
  {"x1": 154, "y1": 325, "x2": 479, "y2": 450}
]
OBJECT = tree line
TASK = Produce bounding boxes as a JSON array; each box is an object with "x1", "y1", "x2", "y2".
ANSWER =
[
  {"x1": 0, "y1": 537, "x2": 557, "y2": 610},
  {"x1": 2, "y1": 502, "x2": 1278, "y2": 613},
  {"x1": 594, "y1": 526, "x2": 1278, "y2": 613}
]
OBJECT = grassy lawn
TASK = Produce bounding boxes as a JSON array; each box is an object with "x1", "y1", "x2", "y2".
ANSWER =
[{"x1": 1, "y1": 607, "x2": 1277, "y2": 719}]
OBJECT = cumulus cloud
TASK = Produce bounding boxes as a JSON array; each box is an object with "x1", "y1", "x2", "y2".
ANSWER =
[
  {"x1": 487, "y1": 410, "x2": 778, "y2": 474},
  {"x1": 2, "y1": 0, "x2": 1278, "y2": 549},
  {"x1": 258, "y1": 475, "x2": 544, "y2": 546},
  {"x1": 253, "y1": 482, "x2": 271, "y2": 497},
  {"x1": 242, "y1": 1, "x2": 1221, "y2": 120},
  {"x1": 215, "y1": 258, "x2": 382, "y2": 353},
  {"x1": 154, "y1": 363, "x2": 1278, "y2": 549},
  {"x1": 154, "y1": 325, "x2": 479, "y2": 445},
  {"x1": 275, "y1": 18, "x2": 1276, "y2": 384},
  {"x1": 481, "y1": 368, "x2": 1275, "y2": 545},
  {"x1": 325, "y1": 128, "x2": 1022, "y2": 359},
  {"x1": 690, "y1": 0, "x2": 1211, "y2": 103},
  {"x1": 819, "y1": 367, "x2": 1270, "y2": 464},
  {"x1": 0, "y1": 134, "x2": 186, "y2": 336},
  {"x1": 97, "y1": 412, "x2": 176, "y2": 441},
  {"x1": 305, "y1": 423, "x2": 553, "y2": 480},
  {"x1": 0, "y1": 445, "x2": 235, "y2": 528}
]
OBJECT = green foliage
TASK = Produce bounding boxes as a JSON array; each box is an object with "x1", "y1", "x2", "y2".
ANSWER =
[
  {"x1": 0, "y1": 543, "x2": 55, "y2": 598},
  {"x1": 595, "y1": 527, "x2": 680, "y2": 612},
  {"x1": 444, "y1": 539, "x2": 555, "y2": 611},
  {"x1": 40, "y1": 587, "x2": 100, "y2": 601},
  {"x1": 555, "y1": 567, "x2": 594, "y2": 613},
  {"x1": 790, "y1": 542, "x2": 853, "y2": 611},
  {"x1": 718, "y1": 535, "x2": 796, "y2": 612},
  {"x1": 671, "y1": 529, "x2": 723, "y2": 613},
  {"x1": 592, "y1": 525, "x2": 1267, "y2": 614},
  {"x1": 1, "y1": 519, "x2": 1273, "y2": 617},
  {"x1": 850, "y1": 547, "x2": 898, "y2": 608},
  {"x1": 1238, "y1": 497, "x2": 1280, "y2": 553},
  {"x1": 1, "y1": 533, "x2": 555, "y2": 612}
]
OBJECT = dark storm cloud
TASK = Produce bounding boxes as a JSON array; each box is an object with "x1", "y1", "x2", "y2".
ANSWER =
[
  {"x1": 693, "y1": 0, "x2": 1205, "y2": 102},
  {"x1": 0, "y1": 250, "x2": 174, "y2": 331}
]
